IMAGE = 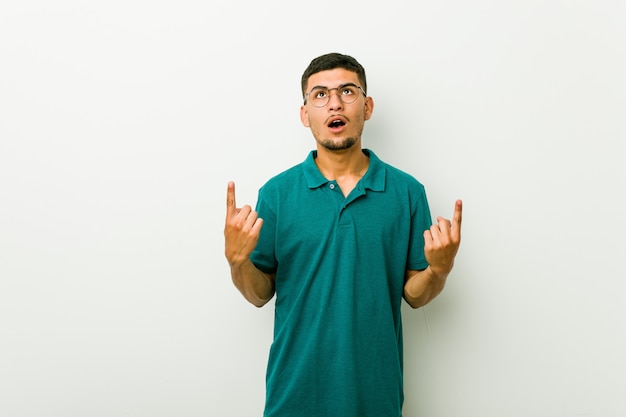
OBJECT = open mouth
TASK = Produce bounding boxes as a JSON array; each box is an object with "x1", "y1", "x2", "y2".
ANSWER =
[{"x1": 328, "y1": 119, "x2": 345, "y2": 128}]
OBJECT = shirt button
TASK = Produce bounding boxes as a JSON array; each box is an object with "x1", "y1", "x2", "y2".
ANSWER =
[{"x1": 329, "y1": 184, "x2": 335, "y2": 190}]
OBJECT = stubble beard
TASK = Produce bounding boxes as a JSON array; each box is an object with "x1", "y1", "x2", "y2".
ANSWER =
[{"x1": 317, "y1": 136, "x2": 358, "y2": 151}]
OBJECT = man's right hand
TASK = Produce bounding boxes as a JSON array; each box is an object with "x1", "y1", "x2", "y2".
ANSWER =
[{"x1": 224, "y1": 181, "x2": 263, "y2": 266}]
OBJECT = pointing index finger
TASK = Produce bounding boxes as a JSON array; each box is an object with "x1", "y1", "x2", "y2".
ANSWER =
[
  {"x1": 226, "y1": 181, "x2": 236, "y2": 217},
  {"x1": 454, "y1": 199, "x2": 462, "y2": 223},
  {"x1": 452, "y1": 199, "x2": 462, "y2": 235}
]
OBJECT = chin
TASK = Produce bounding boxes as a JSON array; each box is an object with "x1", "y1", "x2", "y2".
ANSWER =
[{"x1": 319, "y1": 137, "x2": 357, "y2": 151}]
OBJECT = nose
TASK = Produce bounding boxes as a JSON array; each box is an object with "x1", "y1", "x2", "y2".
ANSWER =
[{"x1": 327, "y1": 89, "x2": 344, "y2": 111}]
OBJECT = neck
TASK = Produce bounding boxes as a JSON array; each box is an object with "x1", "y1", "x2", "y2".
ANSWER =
[{"x1": 314, "y1": 146, "x2": 369, "y2": 180}]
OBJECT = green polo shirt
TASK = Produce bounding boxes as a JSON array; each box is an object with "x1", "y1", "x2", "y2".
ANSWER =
[{"x1": 251, "y1": 149, "x2": 432, "y2": 417}]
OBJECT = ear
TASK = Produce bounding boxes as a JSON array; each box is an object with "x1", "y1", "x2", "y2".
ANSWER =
[
  {"x1": 364, "y1": 96, "x2": 374, "y2": 121},
  {"x1": 300, "y1": 105, "x2": 310, "y2": 127}
]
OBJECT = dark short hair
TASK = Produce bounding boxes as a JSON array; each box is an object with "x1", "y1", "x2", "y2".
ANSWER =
[{"x1": 301, "y1": 52, "x2": 367, "y2": 99}]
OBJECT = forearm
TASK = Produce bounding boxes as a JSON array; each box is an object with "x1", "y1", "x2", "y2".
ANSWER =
[
  {"x1": 230, "y1": 258, "x2": 275, "y2": 307},
  {"x1": 403, "y1": 266, "x2": 448, "y2": 309}
]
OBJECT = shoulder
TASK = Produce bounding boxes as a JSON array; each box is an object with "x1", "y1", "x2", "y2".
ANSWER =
[
  {"x1": 260, "y1": 150, "x2": 322, "y2": 195},
  {"x1": 261, "y1": 162, "x2": 304, "y2": 190},
  {"x1": 386, "y1": 163, "x2": 424, "y2": 186},
  {"x1": 367, "y1": 149, "x2": 425, "y2": 192}
]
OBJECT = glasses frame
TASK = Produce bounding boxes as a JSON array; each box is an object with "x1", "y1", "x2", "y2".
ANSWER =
[{"x1": 304, "y1": 83, "x2": 366, "y2": 108}]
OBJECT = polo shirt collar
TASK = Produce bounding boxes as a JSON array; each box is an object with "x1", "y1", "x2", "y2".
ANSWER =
[{"x1": 303, "y1": 148, "x2": 386, "y2": 192}]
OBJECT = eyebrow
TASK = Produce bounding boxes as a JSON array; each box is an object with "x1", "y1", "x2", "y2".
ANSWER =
[{"x1": 308, "y1": 82, "x2": 359, "y2": 92}]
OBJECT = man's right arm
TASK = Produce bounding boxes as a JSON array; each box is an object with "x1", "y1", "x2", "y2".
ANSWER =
[
  {"x1": 229, "y1": 259, "x2": 275, "y2": 307},
  {"x1": 224, "y1": 181, "x2": 275, "y2": 307}
]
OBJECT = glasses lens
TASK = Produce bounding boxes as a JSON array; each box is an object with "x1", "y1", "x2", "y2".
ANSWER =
[
  {"x1": 309, "y1": 88, "x2": 329, "y2": 107},
  {"x1": 340, "y1": 85, "x2": 359, "y2": 104},
  {"x1": 307, "y1": 85, "x2": 361, "y2": 107}
]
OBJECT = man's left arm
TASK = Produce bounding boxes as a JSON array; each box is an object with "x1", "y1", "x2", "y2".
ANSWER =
[{"x1": 403, "y1": 199, "x2": 463, "y2": 309}]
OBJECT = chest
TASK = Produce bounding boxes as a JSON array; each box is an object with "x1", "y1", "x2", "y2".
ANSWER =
[{"x1": 274, "y1": 184, "x2": 410, "y2": 261}]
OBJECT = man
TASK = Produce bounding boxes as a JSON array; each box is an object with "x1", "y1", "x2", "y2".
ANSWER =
[{"x1": 224, "y1": 52, "x2": 462, "y2": 417}]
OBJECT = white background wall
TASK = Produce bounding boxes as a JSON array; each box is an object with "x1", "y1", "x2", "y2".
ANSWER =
[{"x1": 1, "y1": 1, "x2": 625, "y2": 416}]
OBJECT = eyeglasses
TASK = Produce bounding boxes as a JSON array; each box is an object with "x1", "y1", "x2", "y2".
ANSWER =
[{"x1": 304, "y1": 83, "x2": 366, "y2": 108}]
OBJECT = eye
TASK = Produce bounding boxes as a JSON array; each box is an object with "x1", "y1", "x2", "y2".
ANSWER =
[
  {"x1": 341, "y1": 86, "x2": 357, "y2": 96},
  {"x1": 312, "y1": 89, "x2": 328, "y2": 99}
]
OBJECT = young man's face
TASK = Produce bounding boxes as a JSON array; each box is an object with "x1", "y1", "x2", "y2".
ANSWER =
[{"x1": 300, "y1": 68, "x2": 374, "y2": 152}]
